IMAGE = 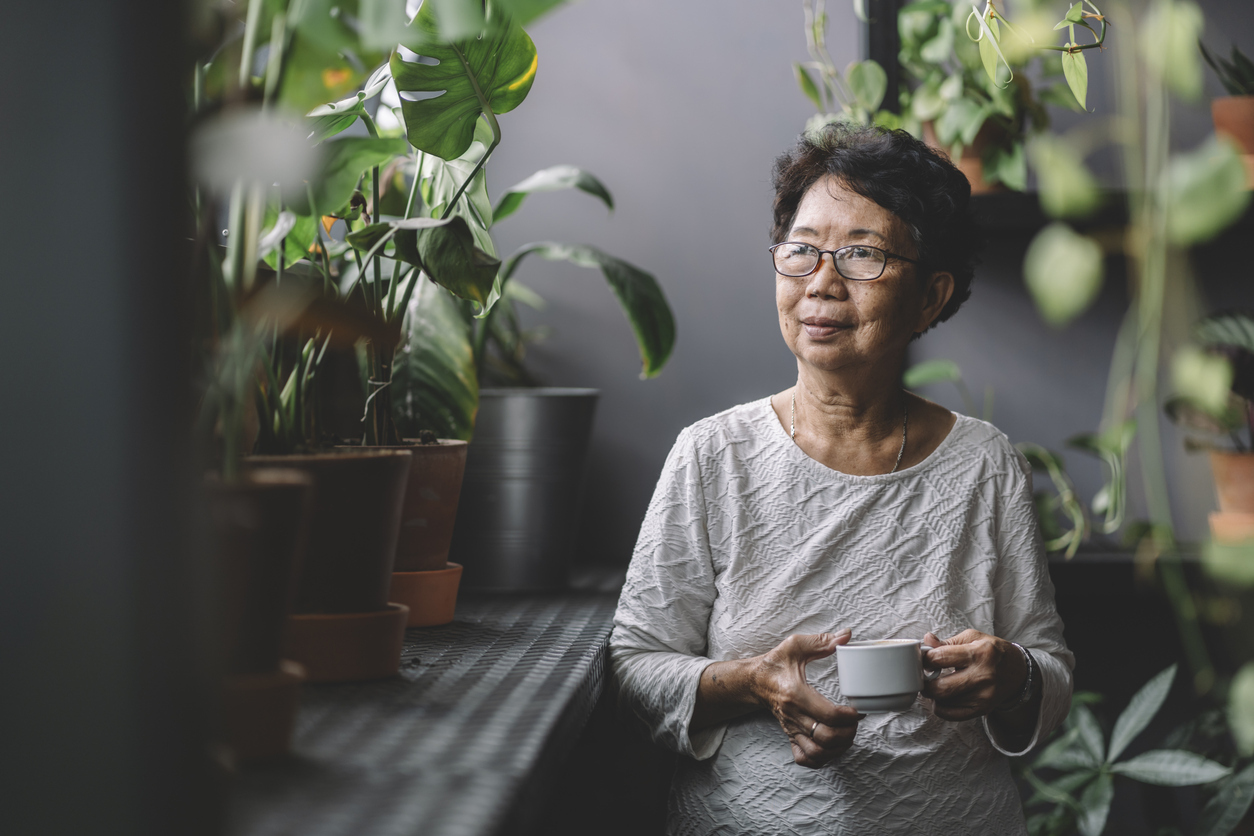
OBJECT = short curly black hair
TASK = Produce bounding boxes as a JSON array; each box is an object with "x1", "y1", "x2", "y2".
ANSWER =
[{"x1": 771, "y1": 123, "x2": 980, "y2": 331}]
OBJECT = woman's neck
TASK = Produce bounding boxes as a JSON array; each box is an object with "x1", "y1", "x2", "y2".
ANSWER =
[{"x1": 793, "y1": 364, "x2": 906, "y2": 446}]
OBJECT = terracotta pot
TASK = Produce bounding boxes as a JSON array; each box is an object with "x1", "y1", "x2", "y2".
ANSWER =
[
  {"x1": 283, "y1": 604, "x2": 409, "y2": 682},
  {"x1": 1210, "y1": 451, "x2": 1254, "y2": 515},
  {"x1": 923, "y1": 120, "x2": 1005, "y2": 194},
  {"x1": 347, "y1": 440, "x2": 469, "y2": 572},
  {"x1": 1209, "y1": 511, "x2": 1254, "y2": 543},
  {"x1": 220, "y1": 660, "x2": 305, "y2": 762},
  {"x1": 246, "y1": 449, "x2": 411, "y2": 614},
  {"x1": 205, "y1": 469, "x2": 314, "y2": 674},
  {"x1": 1212, "y1": 96, "x2": 1254, "y2": 186},
  {"x1": 390, "y1": 563, "x2": 463, "y2": 627}
]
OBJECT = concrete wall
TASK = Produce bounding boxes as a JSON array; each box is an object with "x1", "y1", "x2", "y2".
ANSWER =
[{"x1": 486, "y1": 0, "x2": 1254, "y2": 567}]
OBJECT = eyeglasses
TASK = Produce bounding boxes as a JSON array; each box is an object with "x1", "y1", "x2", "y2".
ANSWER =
[{"x1": 768, "y1": 242, "x2": 922, "y2": 281}]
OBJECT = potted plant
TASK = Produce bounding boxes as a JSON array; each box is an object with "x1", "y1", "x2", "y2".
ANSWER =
[
  {"x1": 367, "y1": 7, "x2": 678, "y2": 592},
  {"x1": 1200, "y1": 41, "x2": 1254, "y2": 186},
  {"x1": 191, "y1": 0, "x2": 518, "y2": 677},
  {"x1": 892, "y1": 0, "x2": 1106, "y2": 193}
]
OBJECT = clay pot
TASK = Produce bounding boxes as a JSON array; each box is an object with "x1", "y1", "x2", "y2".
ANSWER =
[
  {"x1": 204, "y1": 469, "x2": 314, "y2": 674},
  {"x1": 390, "y1": 563, "x2": 463, "y2": 627},
  {"x1": 923, "y1": 120, "x2": 1005, "y2": 194},
  {"x1": 283, "y1": 604, "x2": 409, "y2": 682},
  {"x1": 246, "y1": 449, "x2": 412, "y2": 614},
  {"x1": 220, "y1": 660, "x2": 305, "y2": 761},
  {"x1": 1209, "y1": 451, "x2": 1254, "y2": 515},
  {"x1": 1212, "y1": 96, "x2": 1254, "y2": 186}
]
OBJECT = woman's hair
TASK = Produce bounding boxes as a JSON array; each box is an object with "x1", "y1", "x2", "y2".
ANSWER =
[{"x1": 771, "y1": 122, "x2": 980, "y2": 330}]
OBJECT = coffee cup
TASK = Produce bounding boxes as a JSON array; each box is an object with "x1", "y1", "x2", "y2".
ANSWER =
[{"x1": 835, "y1": 639, "x2": 939, "y2": 713}]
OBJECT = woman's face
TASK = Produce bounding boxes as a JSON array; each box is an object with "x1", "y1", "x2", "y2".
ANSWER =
[{"x1": 775, "y1": 176, "x2": 951, "y2": 378}]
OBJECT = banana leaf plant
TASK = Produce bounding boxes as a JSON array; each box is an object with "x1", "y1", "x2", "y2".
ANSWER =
[{"x1": 1020, "y1": 665, "x2": 1236, "y2": 836}]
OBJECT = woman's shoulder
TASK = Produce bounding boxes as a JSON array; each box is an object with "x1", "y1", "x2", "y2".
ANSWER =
[
  {"x1": 943, "y1": 413, "x2": 1032, "y2": 480},
  {"x1": 674, "y1": 397, "x2": 777, "y2": 452}
]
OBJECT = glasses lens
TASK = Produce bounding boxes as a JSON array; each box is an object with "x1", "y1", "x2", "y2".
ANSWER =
[
  {"x1": 773, "y1": 243, "x2": 819, "y2": 276},
  {"x1": 835, "y1": 246, "x2": 886, "y2": 280}
]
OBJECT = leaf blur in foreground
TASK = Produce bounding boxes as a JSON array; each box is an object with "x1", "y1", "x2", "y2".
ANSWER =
[
  {"x1": 1029, "y1": 135, "x2": 1101, "y2": 220},
  {"x1": 391, "y1": 3, "x2": 537, "y2": 160},
  {"x1": 1166, "y1": 137, "x2": 1252, "y2": 246},
  {"x1": 1024, "y1": 223, "x2": 1104, "y2": 327},
  {"x1": 501, "y1": 242, "x2": 676, "y2": 378},
  {"x1": 1230, "y1": 664, "x2": 1254, "y2": 757}
]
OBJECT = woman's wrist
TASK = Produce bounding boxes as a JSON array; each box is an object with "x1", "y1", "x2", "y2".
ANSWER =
[{"x1": 994, "y1": 643, "x2": 1039, "y2": 715}]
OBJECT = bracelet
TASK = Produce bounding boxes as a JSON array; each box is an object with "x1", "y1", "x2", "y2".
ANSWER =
[{"x1": 997, "y1": 642, "x2": 1036, "y2": 712}]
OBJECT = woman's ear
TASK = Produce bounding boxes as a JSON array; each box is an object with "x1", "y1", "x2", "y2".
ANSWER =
[{"x1": 915, "y1": 271, "x2": 955, "y2": 334}]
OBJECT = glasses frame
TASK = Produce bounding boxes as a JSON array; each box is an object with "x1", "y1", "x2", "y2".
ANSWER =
[{"x1": 768, "y1": 242, "x2": 923, "y2": 282}]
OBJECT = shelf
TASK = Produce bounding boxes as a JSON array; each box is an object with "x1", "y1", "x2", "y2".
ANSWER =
[{"x1": 225, "y1": 592, "x2": 618, "y2": 836}]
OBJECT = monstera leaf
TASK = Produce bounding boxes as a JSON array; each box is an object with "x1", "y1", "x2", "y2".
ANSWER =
[
  {"x1": 390, "y1": 2, "x2": 537, "y2": 160},
  {"x1": 346, "y1": 216, "x2": 500, "y2": 310},
  {"x1": 287, "y1": 136, "x2": 409, "y2": 217}
]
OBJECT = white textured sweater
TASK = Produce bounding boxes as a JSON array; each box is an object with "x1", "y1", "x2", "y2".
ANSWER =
[{"x1": 610, "y1": 399, "x2": 1074, "y2": 836}]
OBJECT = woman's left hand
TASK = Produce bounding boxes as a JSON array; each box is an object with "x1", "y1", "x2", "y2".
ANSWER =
[{"x1": 920, "y1": 629, "x2": 1027, "y2": 721}]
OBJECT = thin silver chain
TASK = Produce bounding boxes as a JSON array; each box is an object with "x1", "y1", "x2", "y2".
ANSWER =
[{"x1": 790, "y1": 389, "x2": 909, "y2": 474}]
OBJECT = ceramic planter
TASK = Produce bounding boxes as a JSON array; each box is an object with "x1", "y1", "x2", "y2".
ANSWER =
[
  {"x1": 345, "y1": 440, "x2": 468, "y2": 627},
  {"x1": 1212, "y1": 95, "x2": 1254, "y2": 187},
  {"x1": 204, "y1": 468, "x2": 314, "y2": 761},
  {"x1": 450, "y1": 388, "x2": 599, "y2": 591},
  {"x1": 246, "y1": 449, "x2": 411, "y2": 682}
]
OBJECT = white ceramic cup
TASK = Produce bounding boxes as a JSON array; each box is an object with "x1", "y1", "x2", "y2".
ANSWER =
[{"x1": 835, "y1": 639, "x2": 939, "y2": 713}]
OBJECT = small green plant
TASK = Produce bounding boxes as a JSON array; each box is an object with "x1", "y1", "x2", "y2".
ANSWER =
[
  {"x1": 1166, "y1": 312, "x2": 1254, "y2": 452},
  {"x1": 793, "y1": 0, "x2": 899, "y2": 134},
  {"x1": 1021, "y1": 665, "x2": 1233, "y2": 836},
  {"x1": 1200, "y1": 42, "x2": 1254, "y2": 96}
]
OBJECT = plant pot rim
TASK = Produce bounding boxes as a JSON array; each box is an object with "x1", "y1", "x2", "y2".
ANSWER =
[
  {"x1": 1209, "y1": 449, "x2": 1254, "y2": 459},
  {"x1": 246, "y1": 449, "x2": 413, "y2": 464},
  {"x1": 1213, "y1": 94, "x2": 1254, "y2": 103},
  {"x1": 204, "y1": 468, "x2": 315, "y2": 488},
  {"x1": 338, "y1": 439, "x2": 468, "y2": 450},
  {"x1": 479, "y1": 387, "x2": 600, "y2": 398},
  {"x1": 393, "y1": 561, "x2": 463, "y2": 578}
]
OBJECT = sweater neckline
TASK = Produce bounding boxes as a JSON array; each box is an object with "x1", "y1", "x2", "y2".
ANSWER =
[{"x1": 755, "y1": 396, "x2": 968, "y2": 483}]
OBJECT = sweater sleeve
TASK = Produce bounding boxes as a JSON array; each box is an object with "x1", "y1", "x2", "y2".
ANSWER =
[
  {"x1": 609, "y1": 427, "x2": 725, "y2": 761},
  {"x1": 982, "y1": 448, "x2": 1076, "y2": 756}
]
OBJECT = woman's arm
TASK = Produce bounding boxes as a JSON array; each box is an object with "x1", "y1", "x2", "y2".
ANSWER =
[{"x1": 693, "y1": 631, "x2": 865, "y2": 769}]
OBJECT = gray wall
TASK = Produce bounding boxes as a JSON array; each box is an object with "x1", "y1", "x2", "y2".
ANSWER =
[{"x1": 486, "y1": 0, "x2": 1253, "y2": 567}]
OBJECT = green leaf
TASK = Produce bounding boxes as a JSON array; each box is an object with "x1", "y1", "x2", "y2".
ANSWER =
[
  {"x1": 1110, "y1": 750, "x2": 1232, "y2": 785},
  {"x1": 920, "y1": 18, "x2": 956, "y2": 64},
  {"x1": 1023, "y1": 223, "x2": 1104, "y2": 328},
  {"x1": 261, "y1": 208, "x2": 319, "y2": 269},
  {"x1": 420, "y1": 126, "x2": 495, "y2": 228},
  {"x1": 392, "y1": 275, "x2": 478, "y2": 441},
  {"x1": 1072, "y1": 704, "x2": 1106, "y2": 765},
  {"x1": 976, "y1": 12, "x2": 1005, "y2": 86},
  {"x1": 903, "y1": 359, "x2": 962, "y2": 388},
  {"x1": 1024, "y1": 769, "x2": 1094, "y2": 810},
  {"x1": 1108, "y1": 664, "x2": 1176, "y2": 762},
  {"x1": 1034, "y1": 727, "x2": 1102, "y2": 771},
  {"x1": 911, "y1": 84, "x2": 946, "y2": 122},
  {"x1": 391, "y1": 3, "x2": 537, "y2": 160},
  {"x1": 347, "y1": 216, "x2": 501, "y2": 309},
  {"x1": 794, "y1": 62, "x2": 823, "y2": 110},
  {"x1": 1029, "y1": 135, "x2": 1101, "y2": 219},
  {"x1": 1203, "y1": 540, "x2": 1254, "y2": 587},
  {"x1": 1061, "y1": 49, "x2": 1089, "y2": 110},
  {"x1": 985, "y1": 142, "x2": 1027, "y2": 191},
  {"x1": 494, "y1": 0, "x2": 570, "y2": 25},
  {"x1": 1195, "y1": 762, "x2": 1254, "y2": 836},
  {"x1": 1230, "y1": 664, "x2": 1254, "y2": 756},
  {"x1": 502, "y1": 242, "x2": 675, "y2": 378},
  {"x1": 1141, "y1": 0, "x2": 1205, "y2": 100},
  {"x1": 1165, "y1": 137, "x2": 1252, "y2": 246},
  {"x1": 1197, "y1": 312, "x2": 1254, "y2": 354},
  {"x1": 847, "y1": 60, "x2": 888, "y2": 112},
  {"x1": 935, "y1": 97, "x2": 986, "y2": 146},
  {"x1": 1075, "y1": 771, "x2": 1113, "y2": 836},
  {"x1": 289, "y1": 136, "x2": 409, "y2": 217},
  {"x1": 1171, "y1": 347, "x2": 1234, "y2": 416},
  {"x1": 493, "y1": 165, "x2": 614, "y2": 224},
  {"x1": 1064, "y1": 2, "x2": 1085, "y2": 24}
]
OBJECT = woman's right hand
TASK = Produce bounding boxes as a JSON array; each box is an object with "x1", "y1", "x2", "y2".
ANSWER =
[{"x1": 751, "y1": 629, "x2": 863, "y2": 768}]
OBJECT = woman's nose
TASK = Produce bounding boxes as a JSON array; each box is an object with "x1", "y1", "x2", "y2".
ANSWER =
[{"x1": 806, "y1": 253, "x2": 849, "y2": 299}]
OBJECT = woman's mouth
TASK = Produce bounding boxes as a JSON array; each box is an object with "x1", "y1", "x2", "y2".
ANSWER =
[{"x1": 801, "y1": 318, "x2": 851, "y2": 338}]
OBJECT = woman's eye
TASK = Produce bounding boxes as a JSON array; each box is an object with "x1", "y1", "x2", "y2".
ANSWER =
[
  {"x1": 783, "y1": 244, "x2": 815, "y2": 259},
  {"x1": 846, "y1": 246, "x2": 876, "y2": 260}
]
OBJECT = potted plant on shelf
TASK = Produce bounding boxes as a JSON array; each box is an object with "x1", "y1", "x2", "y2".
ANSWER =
[
  {"x1": 1200, "y1": 41, "x2": 1254, "y2": 185},
  {"x1": 892, "y1": 0, "x2": 1106, "y2": 193},
  {"x1": 371, "y1": 8, "x2": 677, "y2": 592}
]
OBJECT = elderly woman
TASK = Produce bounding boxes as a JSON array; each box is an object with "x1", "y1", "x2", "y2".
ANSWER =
[{"x1": 610, "y1": 124, "x2": 1073, "y2": 835}]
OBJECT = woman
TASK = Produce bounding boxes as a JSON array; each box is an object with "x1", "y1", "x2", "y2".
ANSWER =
[{"x1": 610, "y1": 124, "x2": 1073, "y2": 835}]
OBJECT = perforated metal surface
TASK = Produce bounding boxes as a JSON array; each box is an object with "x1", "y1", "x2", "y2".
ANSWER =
[{"x1": 225, "y1": 593, "x2": 618, "y2": 836}]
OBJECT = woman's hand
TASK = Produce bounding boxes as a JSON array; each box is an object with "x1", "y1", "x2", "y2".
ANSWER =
[
  {"x1": 754, "y1": 630, "x2": 864, "y2": 768},
  {"x1": 692, "y1": 628, "x2": 863, "y2": 769},
  {"x1": 921, "y1": 629, "x2": 1028, "y2": 721}
]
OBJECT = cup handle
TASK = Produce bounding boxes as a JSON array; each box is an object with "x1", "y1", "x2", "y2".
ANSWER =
[{"x1": 921, "y1": 646, "x2": 942, "y2": 681}]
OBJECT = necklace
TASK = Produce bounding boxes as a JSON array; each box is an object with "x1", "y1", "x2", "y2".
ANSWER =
[{"x1": 790, "y1": 389, "x2": 909, "y2": 474}]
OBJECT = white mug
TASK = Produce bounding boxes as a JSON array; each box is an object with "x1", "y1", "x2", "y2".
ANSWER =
[{"x1": 835, "y1": 639, "x2": 939, "y2": 713}]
